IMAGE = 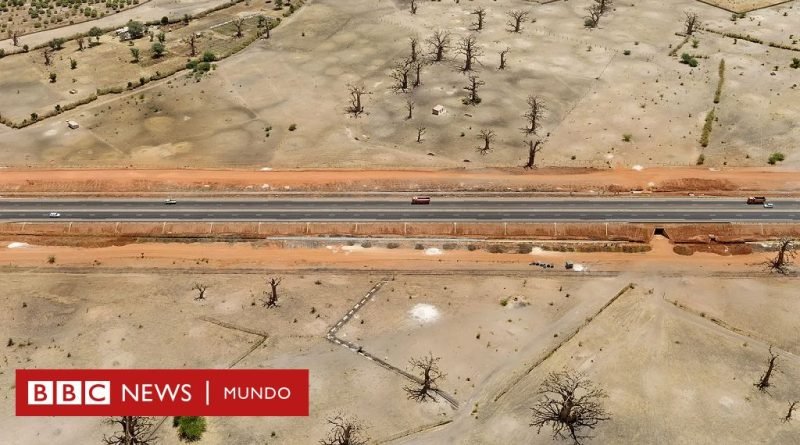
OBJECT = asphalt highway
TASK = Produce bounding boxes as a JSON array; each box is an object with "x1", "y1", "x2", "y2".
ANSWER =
[{"x1": 0, "y1": 198, "x2": 797, "y2": 222}]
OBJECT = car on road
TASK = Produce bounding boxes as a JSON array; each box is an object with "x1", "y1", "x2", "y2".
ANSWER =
[
  {"x1": 164, "y1": 199, "x2": 177, "y2": 205},
  {"x1": 411, "y1": 196, "x2": 431, "y2": 205},
  {"x1": 48, "y1": 212, "x2": 61, "y2": 218},
  {"x1": 764, "y1": 202, "x2": 774, "y2": 208}
]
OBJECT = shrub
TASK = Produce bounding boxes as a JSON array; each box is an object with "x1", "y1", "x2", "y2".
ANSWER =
[
  {"x1": 47, "y1": 255, "x2": 55, "y2": 264},
  {"x1": 288, "y1": 123, "x2": 297, "y2": 131},
  {"x1": 500, "y1": 298, "x2": 509, "y2": 307},
  {"x1": 49, "y1": 72, "x2": 57, "y2": 82},
  {"x1": 623, "y1": 49, "x2": 631, "y2": 56},
  {"x1": 387, "y1": 242, "x2": 400, "y2": 249},
  {"x1": 151, "y1": 42, "x2": 165, "y2": 57},
  {"x1": 487, "y1": 244, "x2": 506, "y2": 254},
  {"x1": 517, "y1": 244, "x2": 533, "y2": 254},
  {"x1": 442, "y1": 243, "x2": 457, "y2": 250},
  {"x1": 699, "y1": 108, "x2": 715, "y2": 148},
  {"x1": 70, "y1": 58, "x2": 77, "y2": 69},
  {"x1": 768, "y1": 152, "x2": 785, "y2": 165},
  {"x1": 467, "y1": 244, "x2": 478, "y2": 251},
  {"x1": 414, "y1": 243, "x2": 425, "y2": 250},
  {"x1": 622, "y1": 133, "x2": 632, "y2": 142},
  {"x1": 160, "y1": 16, "x2": 169, "y2": 25},
  {"x1": 360, "y1": 241, "x2": 372, "y2": 248},
  {"x1": 202, "y1": 51, "x2": 216, "y2": 62},
  {"x1": 680, "y1": 53, "x2": 698, "y2": 67},
  {"x1": 714, "y1": 59, "x2": 725, "y2": 104},
  {"x1": 791, "y1": 58, "x2": 800, "y2": 69},
  {"x1": 696, "y1": 154, "x2": 705, "y2": 165},
  {"x1": 174, "y1": 416, "x2": 206, "y2": 442}
]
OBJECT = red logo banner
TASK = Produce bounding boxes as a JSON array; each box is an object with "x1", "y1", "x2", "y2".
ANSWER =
[{"x1": 16, "y1": 369, "x2": 309, "y2": 416}]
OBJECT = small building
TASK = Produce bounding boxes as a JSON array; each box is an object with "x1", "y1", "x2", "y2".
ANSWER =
[
  {"x1": 66, "y1": 121, "x2": 79, "y2": 129},
  {"x1": 432, "y1": 105, "x2": 446, "y2": 116}
]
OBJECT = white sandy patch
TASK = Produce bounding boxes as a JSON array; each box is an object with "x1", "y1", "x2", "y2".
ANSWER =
[
  {"x1": 573, "y1": 263, "x2": 586, "y2": 272},
  {"x1": 632, "y1": 165, "x2": 644, "y2": 171},
  {"x1": 261, "y1": 184, "x2": 270, "y2": 189},
  {"x1": 260, "y1": 167, "x2": 273, "y2": 171},
  {"x1": 409, "y1": 303, "x2": 440, "y2": 323},
  {"x1": 424, "y1": 247, "x2": 443, "y2": 256},
  {"x1": 530, "y1": 247, "x2": 554, "y2": 255},
  {"x1": 7, "y1": 242, "x2": 31, "y2": 249}
]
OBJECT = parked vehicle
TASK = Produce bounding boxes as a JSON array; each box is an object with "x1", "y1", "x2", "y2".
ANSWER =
[
  {"x1": 411, "y1": 196, "x2": 431, "y2": 205},
  {"x1": 746, "y1": 196, "x2": 766, "y2": 204},
  {"x1": 48, "y1": 212, "x2": 61, "y2": 218}
]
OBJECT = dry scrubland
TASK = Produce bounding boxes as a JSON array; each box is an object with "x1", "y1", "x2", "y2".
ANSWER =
[
  {"x1": 0, "y1": 0, "x2": 148, "y2": 36},
  {"x1": 0, "y1": 0, "x2": 799, "y2": 168},
  {"x1": 1, "y1": 271, "x2": 799, "y2": 444}
]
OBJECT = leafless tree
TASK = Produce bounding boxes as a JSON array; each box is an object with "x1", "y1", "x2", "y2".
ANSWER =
[
  {"x1": 507, "y1": 10, "x2": 529, "y2": 33},
  {"x1": 471, "y1": 7, "x2": 487, "y2": 31},
  {"x1": 524, "y1": 139, "x2": 545, "y2": 169},
  {"x1": 755, "y1": 345, "x2": 779, "y2": 392},
  {"x1": 684, "y1": 11, "x2": 700, "y2": 35},
  {"x1": 405, "y1": 98, "x2": 415, "y2": 119},
  {"x1": 530, "y1": 370, "x2": 609, "y2": 445},
  {"x1": 783, "y1": 401, "x2": 799, "y2": 423},
  {"x1": 409, "y1": 36, "x2": 419, "y2": 62},
  {"x1": 426, "y1": 30, "x2": 450, "y2": 62},
  {"x1": 192, "y1": 283, "x2": 208, "y2": 300},
  {"x1": 585, "y1": 4, "x2": 603, "y2": 28},
  {"x1": 263, "y1": 277, "x2": 281, "y2": 308},
  {"x1": 523, "y1": 95, "x2": 546, "y2": 135},
  {"x1": 594, "y1": 0, "x2": 613, "y2": 14},
  {"x1": 456, "y1": 35, "x2": 482, "y2": 72},
  {"x1": 416, "y1": 126, "x2": 426, "y2": 143},
  {"x1": 189, "y1": 33, "x2": 197, "y2": 56},
  {"x1": 390, "y1": 57, "x2": 413, "y2": 92},
  {"x1": 346, "y1": 83, "x2": 368, "y2": 117},
  {"x1": 77, "y1": 37, "x2": 85, "y2": 51},
  {"x1": 410, "y1": 0, "x2": 418, "y2": 15},
  {"x1": 103, "y1": 416, "x2": 158, "y2": 445},
  {"x1": 766, "y1": 238, "x2": 795, "y2": 274},
  {"x1": 498, "y1": 47, "x2": 510, "y2": 70},
  {"x1": 319, "y1": 414, "x2": 368, "y2": 445},
  {"x1": 412, "y1": 60, "x2": 424, "y2": 87},
  {"x1": 462, "y1": 75, "x2": 484, "y2": 105},
  {"x1": 43, "y1": 49, "x2": 52, "y2": 66},
  {"x1": 10, "y1": 30, "x2": 19, "y2": 47},
  {"x1": 261, "y1": 16, "x2": 272, "y2": 39},
  {"x1": 476, "y1": 129, "x2": 496, "y2": 155},
  {"x1": 233, "y1": 18, "x2": 245, "y2": 38},
  {"x1": 404, "y1": 352, "x2": 446, "y2": 402}
]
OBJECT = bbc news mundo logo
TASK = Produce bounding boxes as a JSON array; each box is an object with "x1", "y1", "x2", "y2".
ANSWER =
[{"x1": 17, "y1": 369, "x2": 309, "y2": 416}]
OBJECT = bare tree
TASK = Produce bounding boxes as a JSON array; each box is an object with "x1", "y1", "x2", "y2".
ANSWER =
[
  {"x1": 192, "y1": 283, "x2": 208, "y2": 300},
  {"x1": 404, "y1": 352, "x2": 446, "y2": 402},
  {"x1": 410, "y1": 0, "x2": 418, "y2": 15},
  {"x1": 320, "y1": 414, "x2": 368, "y2": 445},
  {"x1": 524, "y1": 139, "x2": 545, "y2": 169},
  {"x1": 189, "y1": 33, "x2": 197, "y2": 56},
  {"x1": 346, "y1": 83, "x2": 368, "y2": 117},
  {"x1": 684, "y1": 11, "x2": 700, "y2": 35},
  {"x1": 263, "y1": 277, "x2": 281, "y2": 308},
  {"x1": 390, "y1": 57, "x2": 413, "y2": 92},
  {"x1": 783, "y1": 401, "x2": 799, "y2": 423},
  {"x1": 405, "y1": 98, "x2": 415, "y2": 119},
  {"x1": 456, "y1": 35, "x2": 482, "y2": 72},
  {"x1": 416, "y1": 126, "x2": 426, "y2": 143},
  {"x1": 412, "y1": 60, "x2": 424, "y2": 87},
  {"x1": 103, "y1": 416, "x2": 158, "y2": 445},
  {"x1": 77, "y1": 37, "x2": 85, "y2": 51},
  {"x1": 498, "y1": 47, "x2": 510, "y2": 70},
  {"x1": 471, "y1": 7, "x2": 487, "y2": 31},
  {"x1": 426, "y1": 30, "x2": 450, "y2": 62},
  {"x1": 754, "y1": 345, "x2": 779, "y2": 392},
  {"x1": 10, "y1": 30, "x2": 19, "y2": 47},
  {"x1": 766, "y1": 238, "x2": 795, "y2": 274},
  {"x1": 462, "y1": 75, "x2": 484, "y2": 105},
  {"x1": 43, "y1": 49, "x2": 52, "y2": 66},
  {"x1": 585, "y1": 4, "x2": 603, "y2": 28},
  {"x1": 233, "y1": 18, "x2": 245, "y2": 38},
  {"x1": 409, "y1": 36, "x2": 419, "y2": 62},
  {"x1": 594, "y1": 0, "x2": 613, "y2": 14},
  {"x1": 530, "y1": 370, "x2": 609, "y2": 445},
  {"x1": 523, "y1": 95, "x2": 546, "y2": 135},
  {"x1": 507, "y1": 10, "x2": 530, "y2": 33},
  {"x1": 476, "y1": 129, "x2": 496, "y2": 155}
]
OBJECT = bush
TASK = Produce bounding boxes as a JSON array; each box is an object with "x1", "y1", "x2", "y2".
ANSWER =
[
  {"x1": 288, "y1": 123, "x2": 297, "y2": 131},
  {"x1": 487, "y1": 244, "x2": 506, "y2": 254},
  {"x1": 467, "y1": 244, "x2": 478, "y2": 251},
  {"x1": 49, "y1": 72, "x2": 57, "y2": 83},
  {"x1": 623, "y1": 49, "x2": 631, "y2": 56},
  {"x1": 47, "y1": 255, "x2": 55, "y2": 264},
  {"x1": 517, "y1": 244, "x2": 533, "y2": 254},
  {"x1": 442, "y1": 243, "x2": 457, "y2": 250},
  {"x1": 768, "y1": 152, "x2": 785, "y2": 165},
  {"x1": 699, "y1": 108, "x2": 715, "y2": 148},
  {"x1": 791, "y1": 58, "x2": 800, "y2": 69},
  {"x1": 696, "y1": 154, "x2": 705, "y2": 165},
  {"x1": 173, "y1": 416, "x2": 206, "y2": 442},
  {"x1": 151, "y1": 42, "x2": 165, "y2": 57},
  {"x1": 387, "y1": 242, "x2": 400, "y2": 249},
  {"x1": 500, "y1": 298, "x2": 509, "y2": 307},
  {"x1": 360, "y1": 241, "x2": 372, "y2": 248},
  {"x1": 202, "y1": 51, "x2": 216, "y2": 62},
  {"x1": 161, "y1": 16, "x2": 169, "y2": 25},
  {"x1": 680, "y1": 53, "x2": 698, "y2": 67},
  {"x1": 622, "y1": 133, "x2": 632, "y2": 142},
  {"x1": 414, "y1": 243, "x2": 425, "y2": 250}
]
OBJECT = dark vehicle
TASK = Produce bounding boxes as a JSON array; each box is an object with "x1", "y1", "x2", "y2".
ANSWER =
[
  {"x1": 747, "y1": 196, "x2": 766, "y2": 204},
  {"x1": 411, "y1": 196, "x2": 431, "y2": 205}
]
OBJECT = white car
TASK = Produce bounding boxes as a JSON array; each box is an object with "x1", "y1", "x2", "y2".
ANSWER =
[
  {"x1": 48, "y1": 212, "x2": 61, "y2": 218},
  {"x1": 164, "y1": 199, "x2": 177, "y2": 205},
  {"x1": 763, "y1": 203, "x2": 774, "y2": 208}
]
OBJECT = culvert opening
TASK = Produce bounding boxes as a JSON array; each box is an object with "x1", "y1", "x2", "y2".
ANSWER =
[{"x1": 654, "y1": 227, "x2": 668, "y2": 238}]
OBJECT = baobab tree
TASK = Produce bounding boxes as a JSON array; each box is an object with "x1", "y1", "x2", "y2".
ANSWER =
[
  {"x1": 405, "y1": 98, "x2": 415, "y2": 119},
  {"x1": 584, "y1": 4, "x2": 603, "y2": 28},
  {"x1": 754, "y1": 345, "x2": 779, "y2": 392},
  {"x1": 103, "y1": 416, "x2": 158, "y2": 445},
  {"x1": 263, "y1": 277, "x2": 281, "y2": 308},
  {"x1": 410, "y1": 0, "x2": 418, "y2": 15},
  {"x1": 456, "y1": 35, "x2": 482, "y2": 71},
  {"x1": 233, "y1": 17, "x2": 245, "y2": 38},
  {"x1": 476, "y1": 129, "x2": 496, "y2": 155},
  {"x1": 390, "y1": 57, "x2": 413, "y2": 92},
  {"x1": 409, "y1": 36, "x2": 419, "y2": 62},
  {"x1": 404, "y1": 352, "x2": 446, "y2": 402},
  {"x1": 416, "y1": 126, "x2": 426, "y2": 143},
  {"x1": 319, "y1": 414, "x2": 368, "y2": 445},
  {"x1": 498, "y1": 47, "x2": 510, "y2": 70},
  {"x1": 426, "y1": 30, "x2": 450, "y2": 62},
  {"x1": 471, "y1": 7, "x2": 487, "y2": 31},
  {"x1": 783, "y1": 401, "x2": 799, "y2": 423},
  {"x1": 523, "y1": 95, "x2": 546, "y2": 135},
  {"x1": 684, "y1": 11, "x2": 700, "y2": 35},
  {"x1": 462, "y1": 75, "x2": 484, "y2": 105},
  {"x1": 524, "y1": 139, "x2": 545, "y2": 169},
  {"x1": 346, "y1": 83, "x2": 368, "y2": 117},
  {"x1": 192, "y1": 283, "x2": 208, "y2": 300},
  {"x1": 507, "y1": 10, "x2": 529, "y2": 33},
  {"x1": 766, "y1": 238, "x2": 795, "y2": 274},
  {"x1": 530, "y1": 370, "x2": 609, "y2": 445}
]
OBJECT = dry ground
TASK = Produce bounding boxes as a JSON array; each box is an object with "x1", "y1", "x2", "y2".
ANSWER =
[
  {"x1": 1, "y1": 0, "x2": 798, "y2": 169},
  {"x1": 1, "y1": 260, "x2": 799, "y2": 444}
]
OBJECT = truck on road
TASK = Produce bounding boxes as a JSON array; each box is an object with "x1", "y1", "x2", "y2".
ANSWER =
[{"x1": 746, "y1": 196, "x2": 766, "y2": 205}]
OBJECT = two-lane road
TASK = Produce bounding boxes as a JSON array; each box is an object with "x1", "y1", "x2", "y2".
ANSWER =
[{"x1": 0, "y1": 198, "x2": 797, "y2": 222}]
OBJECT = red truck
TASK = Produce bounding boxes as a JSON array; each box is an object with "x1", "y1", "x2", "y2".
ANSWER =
[{"x1": 746, "y1": 196, "x2": 766, "y2": 205}]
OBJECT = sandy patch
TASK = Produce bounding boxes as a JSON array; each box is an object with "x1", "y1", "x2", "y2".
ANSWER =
[{"x1": 408, "y1": 303, "x2": 440, "y2": 324}]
